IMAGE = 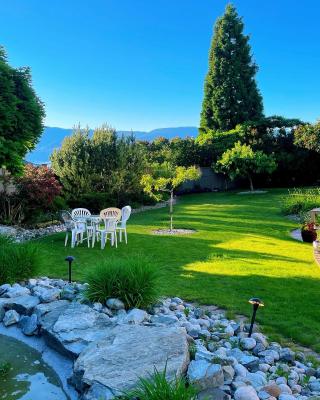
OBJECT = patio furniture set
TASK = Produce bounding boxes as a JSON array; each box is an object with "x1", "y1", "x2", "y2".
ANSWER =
[{"x1": 60, "y1": 206, "x2": 131, "y2": 249}]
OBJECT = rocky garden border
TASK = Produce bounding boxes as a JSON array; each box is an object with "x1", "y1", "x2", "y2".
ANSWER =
[{"x1": 1, "y1": 278, "x2": 320, "y2": 399}]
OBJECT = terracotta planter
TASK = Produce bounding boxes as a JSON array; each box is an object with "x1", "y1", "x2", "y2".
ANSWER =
[{"x1": 301, "y1": 228, "x2": 317, "y2": 243}]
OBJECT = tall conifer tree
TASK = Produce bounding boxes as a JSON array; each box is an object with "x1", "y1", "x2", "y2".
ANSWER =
[{"x1": 200, "y1": 4, "x2": 263, "y2": 133}]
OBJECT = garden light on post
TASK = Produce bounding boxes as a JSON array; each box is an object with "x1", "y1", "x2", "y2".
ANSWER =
[
  {"x1": 248, "y1": 297, "x2": 264, "y2": 337},
  {"x1": 65, "y1": 256, "x2": 75, "y2": 283}
]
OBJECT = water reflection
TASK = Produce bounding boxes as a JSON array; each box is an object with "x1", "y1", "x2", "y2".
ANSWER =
[{"x1": 0, "y1": 334, "x2": 68, "y2": 400}]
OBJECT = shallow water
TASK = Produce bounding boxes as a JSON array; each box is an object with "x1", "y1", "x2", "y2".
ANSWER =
[{"x1": 0, "y1": 334, "x2": 69, "y2": 400}]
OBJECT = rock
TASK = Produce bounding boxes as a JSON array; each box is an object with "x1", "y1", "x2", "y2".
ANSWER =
[
  {"x1": 240, "y1": 337, "x2": 256, "y2": 350},
  {"x1": 3, "y1": 309, "x2": 20, "y2": 326},
  {"x1": 280, "y1": 348, "x2": 295, "y2": 363},
  {"x1": 106, "y1": 298, "x2": 125, "y2": 310},
  {"x1": 0, "y1": 304, "x2": 4, "y2": 321},
  {"x1": 125, "y1": 308, "x2": 147, "y2": 324},
  {"x1": 252, "y1": 332, "x2": 268, "y2": 347},
  {"x1": 263, "y1": 383, "x2": 281, "y2": 397},
  {"x1": 239, "y1": 355, "x2": 260, "y2": 372},
  {"x1": 234, "y1": 385, "x2": 259, "y2": 400},
  {"x1": 73, "y1": 325, "x2": 189, "y2": 396},
  {"x1": 279, "y1": 383, "x2": 292, "y2": 394},
  {"x1": 198, "y1": 388, "x2": 230, "y2": 400},
  {"x1": 82, "y1": 383, "x2": 115, "y2": 400},
  {"x1": 4, "y1": 295, "x2": 40, "y2": 315},
  {"x1": 34, "y1": 300, "x2": 70, "y2": 320},
  {"x1": 41, "y1": 302, "x2": 114, "y2": 358},
  {"x1": 278, "y1": 395, "x2": 296, "y2": 400},
  {"x1": 33, "y1": 285, "x2": 60, "y2": 303},
  {"x1": 234, "y1": 364, "x2": 248, "y2": 377},
  {"x1": 92, "y1": 302, "x2": 103, "y2": 312},
  {"x1": 223, "y1": 365, "x2": 235, "y2": 384},
  {"x1": 188, "y1": 360, "x2": 224, "y2": 390},
  {"x1": 309, "y1": 381, "x2": 320, "y2": 392},
  {"x1": 4, "y1": 284, "x2": 30, "y2": 298},
  {"x1": 0, "y1": 283, "x2": 11, "y2": 296},
  {"x1": 19, "y1": 314, "x2": 38, "y2": 335},
  {"x1": 243, "y1": 372, "x2": 267, "y2": 389},
  {"x1": 60, "y1": 288, "x2": 76, "y2": 301},
  {"x1": 150, "y1": 314, "x2": 178, "y2": 325}
]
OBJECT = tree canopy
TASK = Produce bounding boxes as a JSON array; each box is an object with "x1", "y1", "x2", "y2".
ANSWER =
[
  {"x1": 200, "y1": 4, "x2": 263, "y2": 133},
  {"x1": 215, "y1": 141, "x2": 276, "y2": 191},
  {"x1": 0, "y1": 46, "x2": 45, "y2": 174}
]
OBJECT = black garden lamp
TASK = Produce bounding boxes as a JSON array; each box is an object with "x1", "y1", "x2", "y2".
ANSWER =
[
  {"x1": 248, "y1": 297, "x2": 264, "y2": 337},
  {"x1": 65, "y1": 256, "x2": 75, "y2": 283}
]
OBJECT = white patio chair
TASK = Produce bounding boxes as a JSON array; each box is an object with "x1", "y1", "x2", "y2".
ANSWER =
[
  {"x1": 71, "y1": 208, "x2": 91, "y2": 246},
  {"x1": 100, "y1": 207, "x2": 121, "y2": 221},
  {"x1": 117, "y1": 205, "x2": 132, "y2": 244},
  {"x1": 59, "y1": 210, "x2": 74, "y2": 247},
  {"x1": 97, "y1": 217, "x2": 118, "y2": 249}
]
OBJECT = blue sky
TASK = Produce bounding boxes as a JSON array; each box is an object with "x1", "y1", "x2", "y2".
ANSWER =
[{"x1": 0, "y1": 0, "x2": 319, "y2": 131}]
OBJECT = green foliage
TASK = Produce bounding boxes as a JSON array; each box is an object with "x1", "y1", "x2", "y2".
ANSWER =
[
  {"x1": 215, "y1": 141, "x2": 276, "y2": 190},
  {"x1": 281, "y1": 188, "x2": 320, "y2": 215},
  {"x1": 0, "y1": 164, "x2": 62, "y2": 225},
  {"x1": 51, "y1": 124, "x2": 147, "y2": 206},
  {"x1": 200, "y1": 4, "x2": 263, "y2": 133},
  {"x1": 0, "y1": 46, "x2": 45, "y2": 175},
  {"x1": 0, "y1": 237, "x2": 41, "y2": 284},
  {"x1": 85, "y1": 256, "x2": 159, "y2": 309},
  {"x1": 294, "y1": 120, "x2": 320, "y2": 153},
  {"x1": 121, "y1": 366, "x2": 198, "y2": 400},
  {"x1": 141, "y1": 162, "x2": 200, "y2": 229}
]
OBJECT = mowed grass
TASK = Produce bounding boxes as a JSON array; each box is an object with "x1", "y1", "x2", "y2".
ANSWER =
[{"x1": 35, "y1": 189, "x2": 320, "y2": 351}]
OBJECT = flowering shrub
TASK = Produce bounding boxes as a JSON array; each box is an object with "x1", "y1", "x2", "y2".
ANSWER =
[{"x1": 18, "y1": 164, "x2": 62, "y2": 210}]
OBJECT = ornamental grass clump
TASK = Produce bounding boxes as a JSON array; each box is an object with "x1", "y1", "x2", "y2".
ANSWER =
[
  {"x1": 85, "y1": 255, "x2": 159, "y2": 309},
  {"x1": 121, "y1": 366, "x2": 198, "y2": 400},
  {"x1": 0, "y1": 235, "x2": 41, "y2": 284}
]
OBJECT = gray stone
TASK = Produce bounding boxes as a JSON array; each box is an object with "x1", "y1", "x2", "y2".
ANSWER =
[
  {"x1": 198, "y1": 388, "x2": 230, "y2": 400},
  {"x1": 124, "y1": 308, "x2": 147, "y2": 324},
  {"x1": 278, "y1": 395, "x2": 296, "y2": 400},
  {"x1": 4, "y1": 284, "x2": 30, "y2": 298},
  {"x1": 105, "y1": 298, "x2": 125, "y2": 310},
  {"x1": 33, "y1": 285, "x2": 60, "y2": 303},
  {"x1": 242, "y1": 372, "x2": 267, "y2": 389},
  {"x1": 187, "y1": 360, "x2": 224, "y2": 390},
  {"x1": 82, "y1": 383, "x2": 115, "y2": 400},
  {"x1": 92, "y1": 302, "x2": 103, "y2": 312},
  {"x1": 252, "y1": 332, "x2": 268, "y2": 347},
  {"x1": 223, "y1": 365, "x2": 235, "y2": 384},
  {"x1": 34, "y1": 300, "x2": 70, "y2": 320},
  {"x1": 73, "y1": 325, "x2": 189, "y2": 396},
  {"x1": 240, "y1": 337, "x2": 256, "y2": 350},
  {"x1": 234, "y1": 364, "x2": 248, "y2": 377},
  {"x1": 41, "y1": 302, "x2": 114, "y2": 358},
  {"x1": 0, "y1": 305, "x2": 4, "y2": 321},
  {"x1": 280, "y1": 348, "x2": 295, "y2": 363},
  {"x1": 3, "y1": 309, "x2": 20, "y2": 326},
  {"x1": 234, "y1": 385, "x2": 259, "y2": 400},
  {"x1": 0, "y1": 283, "x2": 11, "y2": 296},
  {"x1": 19, "y1": 314, "x2": 38, "y2": 335},
  {"x1": 239, "y1": 355, "x2": 260, "y2": 372},
  {"x1": 150, "y1": 314, "x2": 178, "y2": 325},
  {"x1": 4, "y1": 295, "x2": 40, "y2": 315},
  {"x1": 309, "y1": 380, "x2": 320, "y2": 392}
]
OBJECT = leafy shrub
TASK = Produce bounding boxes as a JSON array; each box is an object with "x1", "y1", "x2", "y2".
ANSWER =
[
  {"x1": 0, "y1": 236, "x2": 41, "y2": 284},
  {"x1": 85, "y1": 256, "x2": 159, "y2": 309},
  {"x1": 281, "y1": 188, "x2": 320, "y2": 215},
  {"x1": 0, "y1": 361, "x2": 11, "y2": 377},
  {"x1": 121, "y1": 366, "x2": 198, "y2": 400}
]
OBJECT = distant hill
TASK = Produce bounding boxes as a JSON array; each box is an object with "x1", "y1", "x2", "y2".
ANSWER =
[{"x1": 26, "y1": 126, "x2": 198, "y2": 164}]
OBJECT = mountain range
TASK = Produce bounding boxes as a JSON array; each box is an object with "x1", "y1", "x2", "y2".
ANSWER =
[{"x1": 26, "y1": 126, "x2": 199, "y2": 164}]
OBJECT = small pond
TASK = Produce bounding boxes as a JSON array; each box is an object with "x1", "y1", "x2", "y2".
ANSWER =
[{"x1": 0, "y1": 334, "x2": 69, "y2": 400}]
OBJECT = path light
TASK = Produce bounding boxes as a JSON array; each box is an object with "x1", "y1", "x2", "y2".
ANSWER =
[
  {"x1": 248, "y1": 297, "x2": 264, "y2": 337},
  {"x1": 65, "y1": 256, "x2": 75, "y2": 283}
]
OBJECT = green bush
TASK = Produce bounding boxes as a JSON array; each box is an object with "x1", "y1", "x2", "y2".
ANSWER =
[
  {"x1": 85, "y1": 256, "x2": 159, "y2": 309},
  {"x1": 121, "y1": 366, "x2": 198, "y2": 400},
  {"x1": 0, "y1": 236, "x2": 41, "y2": 284},
  {"x1": 281, "y1": 188, "x2": 320, "y2": 215}
]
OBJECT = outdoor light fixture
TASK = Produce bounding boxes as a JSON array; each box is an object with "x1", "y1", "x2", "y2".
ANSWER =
[
  {"x1": 65, "y1": 256, "x2": 75, "y2": 283},
  {"x1": 248, "y1": 297, "x2": 264, "y2": 337}
]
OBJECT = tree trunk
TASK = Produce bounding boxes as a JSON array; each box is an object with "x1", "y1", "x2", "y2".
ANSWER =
[
  {"x1": 248, "y1": 175, "x2": 254, "y2": 192},
  {"x1": 169, "y1": 190, "x2": 174, "y2": 231}
]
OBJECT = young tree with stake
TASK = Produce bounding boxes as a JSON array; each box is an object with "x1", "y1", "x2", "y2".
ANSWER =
[{"x1": 141, "y1": 163, "x2": 200, "y2": 231}]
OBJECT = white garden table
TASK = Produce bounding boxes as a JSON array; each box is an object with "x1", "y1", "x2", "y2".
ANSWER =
[{"x1": 74, "y1": 215, "x2": 102, "y2": 247}]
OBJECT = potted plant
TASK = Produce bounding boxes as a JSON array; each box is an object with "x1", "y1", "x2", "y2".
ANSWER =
[{"x1": 301, "y1": 222, "x2": 317, "y2": 243}]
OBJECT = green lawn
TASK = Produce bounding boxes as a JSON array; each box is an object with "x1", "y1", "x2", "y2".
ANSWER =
[{"x1": 36, "y1": 189, "x2": 320, "y2": 351}]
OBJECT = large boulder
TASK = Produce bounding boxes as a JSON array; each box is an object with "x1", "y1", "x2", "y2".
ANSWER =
[
  {"x1": 73, "y1": 324, "x2": 189, "y2": 398},
  {"x1": 4, "y1": 295, "x2": 40, "y2": 315},
  {"x1": 41, "y1": 302, "x2": 114, "y2": 358}
]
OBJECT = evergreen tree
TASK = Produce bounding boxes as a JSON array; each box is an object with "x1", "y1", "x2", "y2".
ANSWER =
[
  {"x1": 0, "y1": 46, "x2": 45, "y2": 174},
  {"x1": 200, "y1": 4, "x2": 263, "y2": 133}
]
